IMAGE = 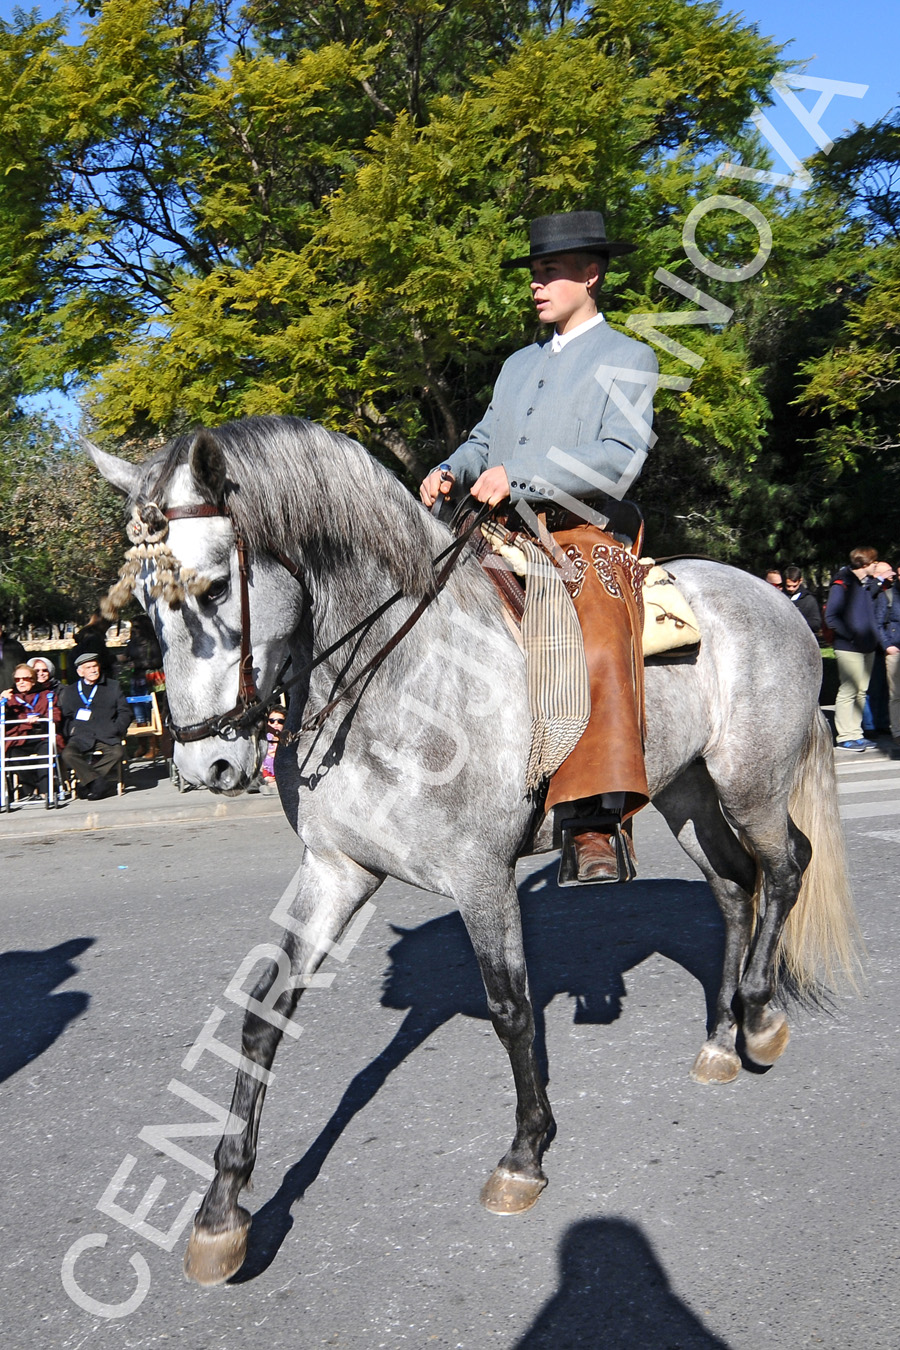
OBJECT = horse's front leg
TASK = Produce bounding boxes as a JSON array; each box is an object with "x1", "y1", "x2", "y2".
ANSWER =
[
  {"x1": 184, "y1": 850, "x2": 382, "y2": 1286},
  {"x1": 460, "y1": 873, "x2": 555, "y2": 1215}
]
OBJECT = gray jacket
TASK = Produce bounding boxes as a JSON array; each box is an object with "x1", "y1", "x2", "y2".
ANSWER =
[{"x1": 446, "y1": 320, "x2": 658, "y2": 507}]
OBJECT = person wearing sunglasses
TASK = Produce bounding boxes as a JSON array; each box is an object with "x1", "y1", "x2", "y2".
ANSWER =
[
  {"x1": 2, "y1": 663, "x2": 62, "y2": 798},
  {"x1": 29, "y1": 655, "x2": 62, "y2": 697},
  {"x1": 261, "y1": 710, "x2": 285, "y2": 786}
]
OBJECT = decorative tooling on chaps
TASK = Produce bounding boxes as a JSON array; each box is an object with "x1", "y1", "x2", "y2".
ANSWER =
[{"x1": 590, "y1": 542, "x2": 649, "y2": 609}]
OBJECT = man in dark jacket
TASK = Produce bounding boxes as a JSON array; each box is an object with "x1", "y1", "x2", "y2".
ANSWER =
[
  {"x1": 0, "y1": 623, "x2": 27, "y2": 692},
  {"x1": 59, "y1": 651, "x2": 131, "y2": 798},
  {"x1": 824, "y1": 547, "x2": 879, "y2": 750},
  {"x1": 71, "y1": 612, "x2": 116, "y2": 676},
  {"x1": 873, "y1": 561, "x2": 900, "y2": 753},
  {"x1": 783, "y1": 566, "x2": 822, "y2": 636}
]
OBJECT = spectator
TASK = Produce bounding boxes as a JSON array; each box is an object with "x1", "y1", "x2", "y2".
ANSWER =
[
  {"x1": 29, "y1": 656, "x2": 62, "y2": 699},
  {"x1": 783, "y1": 566, "x2": 822, "y2": 636},
  {"x1": 764, "y1": 569, "x2": 783, "y2": 589},
  {"x1": 2, "y1": 663, "x2": 61, "y2": 798},
  {"x1": 824, "y1": 546, "x2": 879, "y2": 750},
  {"x1": 58, "y1": 651, "x2": 131, "y2": 799},
  {"x1": 71, "y1": 612, "x2": 115, "y2": 677},
  {"x1": 873, "y1": 561, "x2": 900, "y2": 753},
  {"x1": 124, "y1": 614, "x2": 162, "y2": 677},
  {"x1": 0, "y1": 622, "x2": 27, "y2": 692},
  {"x1": 261, "y1": 708, "x2": 285, "y2": 784}
]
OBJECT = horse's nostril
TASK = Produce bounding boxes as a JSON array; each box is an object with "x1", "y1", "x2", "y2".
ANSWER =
[{"x1": 210, "y1": 758, "x2": 236, "y2": 790}]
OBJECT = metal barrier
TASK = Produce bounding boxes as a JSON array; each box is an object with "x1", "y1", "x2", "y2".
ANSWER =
[{"x1": 0, "y1": 692, "x2": 62, "y2": 811}]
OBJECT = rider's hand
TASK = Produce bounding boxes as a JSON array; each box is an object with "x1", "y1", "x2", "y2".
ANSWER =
[
  {"x1": 470, "y1": 465, "x2": 510, "y2": 508},
  {"x1": 419, "y1": 466, "x2": 455, "y2": 508}
]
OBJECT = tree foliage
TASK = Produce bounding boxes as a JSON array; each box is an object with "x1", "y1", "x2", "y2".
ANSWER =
[
  {"x1": 0, "y1": 403, "x2": 126, "y2": 626},
  {"x1": 0, "y1": 0, "x2": 896, "y2": 598}
]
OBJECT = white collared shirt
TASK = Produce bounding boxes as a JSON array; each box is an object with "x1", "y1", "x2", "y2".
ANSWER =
[{"x1": 550, "y1": 312, "x2": 605, "y2": 353}]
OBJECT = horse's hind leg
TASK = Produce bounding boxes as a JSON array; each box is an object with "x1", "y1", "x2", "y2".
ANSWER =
[
  {"x1": 184, "y1": 849, "x2": 382, "y2": 1286},
  {"x1": 458, "y1": 871, "x2": 555, "y2": 1215},
  {"x1": 653, "y1": 762, "x2": 759, "y2": 1084},
  {"x1": 731, "y1": 811, "x2": 811, "y2": 1067}
]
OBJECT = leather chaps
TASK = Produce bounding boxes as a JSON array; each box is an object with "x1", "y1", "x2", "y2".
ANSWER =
[{"x1": 541, "y1": 524, "x2": 649, "y2": 823}]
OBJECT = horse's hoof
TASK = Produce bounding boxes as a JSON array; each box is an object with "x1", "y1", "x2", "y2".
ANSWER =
[
  {"x1": 690, "y1": 1042, "x2": 741, "y2": 1084},
  {"x1": 183, "y1": 1214, "x2": 251, "y2": 1286},
  {"x1": 744, "y1": 1013, "x2": 790, "y2": 1066},
  {"x1": 480, "y1": 1167, "x2": 547, "y2": 1214}
]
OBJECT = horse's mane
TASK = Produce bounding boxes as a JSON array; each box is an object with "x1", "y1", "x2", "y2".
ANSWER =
[{"x1": 139, "y1": 415, "x2": 465, "y2": 601}]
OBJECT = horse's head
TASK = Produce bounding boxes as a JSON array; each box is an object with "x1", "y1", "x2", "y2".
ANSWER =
[{"x1": 86, "y1": 430, "x2": 305, "y2": 794}]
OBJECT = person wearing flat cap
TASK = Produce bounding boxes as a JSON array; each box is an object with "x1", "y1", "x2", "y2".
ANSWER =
[
  {"x1": 420, "y1": 210, "x2": 659, "y2": 887},
  {"x1": 58, "y1": 651, "x2": 131, "y2": 799},
  {"x1": 420, "y1": 209, "x2": 657, "y2": 513}
]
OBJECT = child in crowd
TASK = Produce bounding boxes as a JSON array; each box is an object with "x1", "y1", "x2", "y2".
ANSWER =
[{"x1": 261, "y1": 708, "x2": 285, "y2": 784}]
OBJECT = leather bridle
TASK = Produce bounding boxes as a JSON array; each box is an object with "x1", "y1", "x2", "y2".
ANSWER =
[
  {"x1": 160, "y1": 500, "x2": 492, "y2": 745},
  {"x1": 161, "y1": 503, "x2": 265, "y2": 743}
]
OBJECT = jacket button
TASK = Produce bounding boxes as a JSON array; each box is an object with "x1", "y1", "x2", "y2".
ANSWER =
[
  {"x1": 526, "y1": 407, "x2": 533, "y2": 415},
  {"x1": 518, "y1": 436, "x2": 527, "y2": 444},
  {"x1": 538, "y1": 380, "x2": 545, "y2": 388}
]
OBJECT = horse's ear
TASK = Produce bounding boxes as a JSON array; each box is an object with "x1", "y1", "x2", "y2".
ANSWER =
[
  {"x1": 81, "y1": 438, "x2": 142, "y2": 497},
  {"x1": 188, "y1": 429, "x2": 227, "y2": 502}
]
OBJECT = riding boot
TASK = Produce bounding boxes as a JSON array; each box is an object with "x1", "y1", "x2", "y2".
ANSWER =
[{"x1": 558, "y1": 807, "x2": 637, "y2": 885}]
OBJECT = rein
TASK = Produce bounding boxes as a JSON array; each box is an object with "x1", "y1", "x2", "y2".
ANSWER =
[{"x1": 163, "y1": 500, "x2": 493, "y2": 744}]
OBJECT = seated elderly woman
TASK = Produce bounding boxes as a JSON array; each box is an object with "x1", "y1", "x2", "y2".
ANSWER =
[
  {"x1": 28, "y1": 655, "x2": 62, "y2": 699},
  {"x1": 2, "y1": 663, "x2": 62, "y2": 799}
]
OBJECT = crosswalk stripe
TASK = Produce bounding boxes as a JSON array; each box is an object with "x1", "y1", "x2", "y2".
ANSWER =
[
  {"x1": 837, "y1": 777, "x2": 900, "y2": 794},
  {"x1": 834, "y1": 759, "x2": 898, "y2": 775},
  {"x1": 840, "y1": 798, "x2": 900, "y2": 820}
]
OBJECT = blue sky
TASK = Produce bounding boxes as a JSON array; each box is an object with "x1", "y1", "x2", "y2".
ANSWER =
[{"x1": 736, "y1": 1, "x2": 897, "y2": 141}]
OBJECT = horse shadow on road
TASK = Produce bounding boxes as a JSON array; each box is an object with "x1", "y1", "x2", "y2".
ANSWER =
[
  {"x1": 514, "y1": 1217, "x2": 732, "y2": 1349},
  {"x1": 0, "y1": 937, "x2": 93, "y2": 1083},
  {"x1": 233, "y1": 868, "x2": 724, "y2": 1282}
]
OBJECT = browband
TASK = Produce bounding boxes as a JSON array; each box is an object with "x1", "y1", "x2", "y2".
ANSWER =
[{"x1": 164, "y1": 504, "x2": 225, "y2": 521}]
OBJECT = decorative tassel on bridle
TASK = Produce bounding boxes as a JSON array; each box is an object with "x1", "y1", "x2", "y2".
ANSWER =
[{"x1": 101, "y1": 502, "x2": 212, "y2": 618}]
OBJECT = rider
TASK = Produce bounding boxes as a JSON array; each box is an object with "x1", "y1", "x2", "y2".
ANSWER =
[{"x1": 420, "y1": 209, "x2": 658, "y2": 883}]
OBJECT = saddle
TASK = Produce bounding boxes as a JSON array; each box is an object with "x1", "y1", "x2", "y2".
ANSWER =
[{"x1": 474, "y1": 512, "x2": 700, "y2": 660}]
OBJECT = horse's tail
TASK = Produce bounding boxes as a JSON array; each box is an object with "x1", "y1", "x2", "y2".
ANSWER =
[{"x1": 779, "y1": 709, "x2": 864, "y2": 994}]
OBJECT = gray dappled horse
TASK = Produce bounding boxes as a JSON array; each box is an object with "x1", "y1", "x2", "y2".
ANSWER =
[{"x1": 88, "y1": 416, "x2": 859, "y2": 1286}]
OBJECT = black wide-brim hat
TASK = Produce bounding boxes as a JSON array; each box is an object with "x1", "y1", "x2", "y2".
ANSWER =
[{"x1": 500, "y1": 210, "x2": 636, "y2": 268}]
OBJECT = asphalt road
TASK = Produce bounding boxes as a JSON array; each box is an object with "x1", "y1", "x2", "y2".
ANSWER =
[{"x1": 1, "y1": 755, "x2": 897, "y2": 1350}]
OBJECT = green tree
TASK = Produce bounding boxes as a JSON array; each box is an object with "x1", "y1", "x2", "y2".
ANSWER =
[
  {"x1": 0, "y1": 402, "x2": 125, "y2": 626},
  {"x1": 0, "y1": 0, "x2": 783, "y2": 482},
  {"x1": 759, "y1": 112, "x2": 900, "y2": 565},
  {"x1": 18, "y1": 1, "x2": 884, "y2": 576}
]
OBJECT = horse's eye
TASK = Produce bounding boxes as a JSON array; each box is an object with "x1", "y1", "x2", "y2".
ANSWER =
[{"x1": 201, "y1": 578, "x2": 229, "y2": 605}]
